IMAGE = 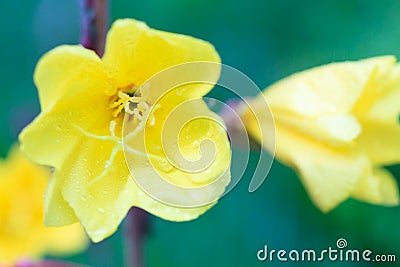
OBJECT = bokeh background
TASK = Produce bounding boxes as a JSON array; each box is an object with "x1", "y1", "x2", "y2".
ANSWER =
[{"x1": 1, "y1": 0, "x2": 399, "y2": 266}]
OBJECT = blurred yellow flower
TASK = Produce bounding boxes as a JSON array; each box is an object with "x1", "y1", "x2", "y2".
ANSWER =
[
  {"x1": 242, "y1": 56, "x2": 400, "y2": 212},
  {"x1": 0, "y1": 145, "x2": 87, "y2": 266},
  {"x1": 19, "y1": 19, "x2": 231, "y2": 242}
]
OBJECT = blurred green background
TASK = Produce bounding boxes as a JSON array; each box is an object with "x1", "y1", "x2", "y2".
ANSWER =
[{"x1": 1, "y1": 0, "x2": 399, "y2": 266}]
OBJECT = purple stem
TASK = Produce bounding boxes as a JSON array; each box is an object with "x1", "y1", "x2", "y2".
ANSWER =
[
  {"x1": 125, "y1": 208, "x2": 151, "y2": 267},
  {"x1": 79, "y1": 0, "x2": 108, "y2": 56}
]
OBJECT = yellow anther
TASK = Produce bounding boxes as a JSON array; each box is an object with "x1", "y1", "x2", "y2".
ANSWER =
[
  {"x1": 109, "y1": 99, "x2": 123, "y2": 109},
  {"x1": 109, "y1": 91, "x2": 144, "y2": 118}
]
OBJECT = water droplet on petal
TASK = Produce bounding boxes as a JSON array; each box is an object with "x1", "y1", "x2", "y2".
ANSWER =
[{"x1": 158, "y1": 161, "x2": 173, "y2": 173}]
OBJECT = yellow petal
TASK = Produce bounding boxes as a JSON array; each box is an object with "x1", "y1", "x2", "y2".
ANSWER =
[
  {"x1": 46, "y1": 223, "x2": 88, "y2": 256},
  {"x1": 103, "y1": 19, "x2": 221, "y2": 100},
  {"x1": 20, "y1": 47, "x2": 113, "y2": 170},
  {"x1": 0, "y1": 145, "x2": 87, "y2": 264},
  {"x1": 273, "y1": 125, "x2": 370, "y2": 212},
  {"x1": 59, "y1": 138, "x2": 134, "y2": 242},
  {"x1": 102, "y1": 19, "x2": 146, "y2": 89},
  {"x1": 19, "y1": 110, "x2": 82, "y2": 176},
  {"x1": 131, "y1": 180, "x2": 218, "y2": 222},
  {"x1": 33, "y1": 45, "x2": 111, "y2": 111},
  {"x1": 263, "y1": 56, "x2": 395, "y2": 117},
  {"x1": 44, "y1": 168, "x2": 78, "y2": 226},
  {"x1": 353, "y1": 57, "x2": 398, "y2": 115},
  {"x1": 352, "y1": 167, "x2": 399, "y2": 206},
  {"x1": 21, "y1": 65, "x2": 118, "y2": 230},
  {"x1": 356, "y1": 121, "x2": 400, "y2": 165},
  {"x1": 273, "y1": 112, "x2": 361, "y2": 146},
  {"x1": 21, "y1": 97, "x2": 114, "y2": 226},
  {"x1": 27, "y1": 93, "x2": 128, "y2": 241},
  {"x1": 355, "y1": 64, "x2": 400, "y2": 165}
]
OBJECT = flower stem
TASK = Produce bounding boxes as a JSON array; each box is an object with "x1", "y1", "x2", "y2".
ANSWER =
[
  {"x1": 125, "y1": 208, "x2": 150, "y2": 267},
  {"x1": 79, "y1": 0, "x2": 109, "y2": 56}
]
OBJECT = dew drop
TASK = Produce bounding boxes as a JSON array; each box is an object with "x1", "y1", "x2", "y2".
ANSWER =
[
  {"x1": 92, "y1": 229, "x2": 107, "y2": 240},
  {"x1": 176, "y1": 88, "x2": 185, "y2": 96},
  {"x1": 159, "y1": 161, "x2": 173, "y2": 173}
]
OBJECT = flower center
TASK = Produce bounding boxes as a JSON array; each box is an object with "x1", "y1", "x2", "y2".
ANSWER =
[{"x1": 109, "y1": 87, "x2": 150, "y2": 121}]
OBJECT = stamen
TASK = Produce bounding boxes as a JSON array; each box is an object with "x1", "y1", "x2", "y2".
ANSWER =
[
  {"x1": 133, "y1": 108, "x2": 143, "y2": 120},
  {"x1": 117, "y1": 91, "x2": 132, "y2": 101},
  {"x1": 137, "y1": 102, "x2": 148, "y2": 115},
  {"x1": 109, "y1": 91, "x2": 146, "y2": 118},
  {"x1": 115, "y1": 106, "x2": 124, "y2": 117},
  {"x1": 109, "y1": 99, "x2": 123, "y2": 108},
  {"x1": 109, "y1": 120, "x2": 117, "y2": 137},
  {"x1": 125, "y1": 103, "x2": 135, "y2": 115},
  {"x1": 124, "y1": 104, "x2": 161, "y2": 141},
  {"x1": 130, "y1": 96, "x2": 142, "y2": 103}
]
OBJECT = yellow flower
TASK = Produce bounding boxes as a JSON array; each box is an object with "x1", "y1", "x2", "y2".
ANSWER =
[
  {"x1": 242, "y1": 56, "x2": 400, "y2": 212},
  {"x1": 19, "y1": 19, "x2": 231, "y2": 242},
  {"x1": 0, "y1": 145, "x2": 87, "y2": 265}
]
